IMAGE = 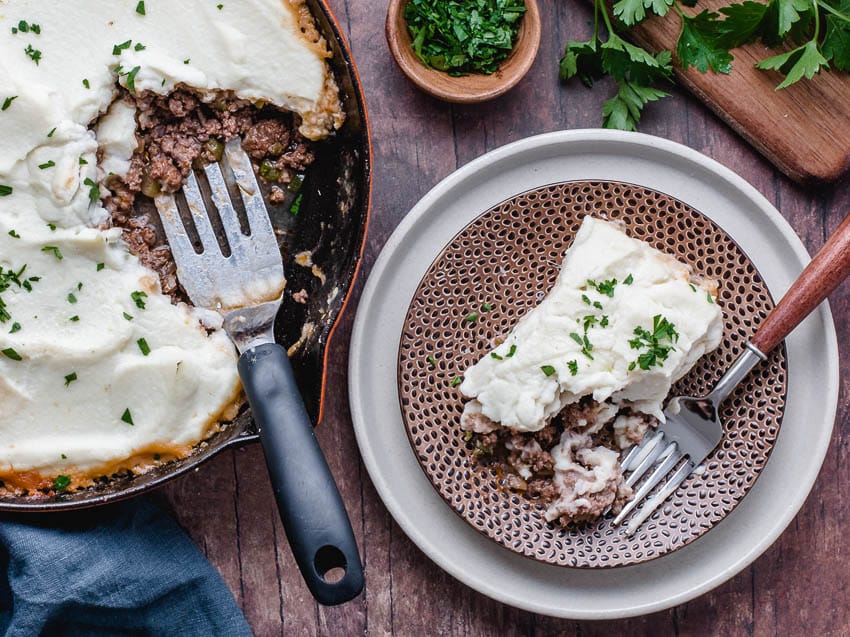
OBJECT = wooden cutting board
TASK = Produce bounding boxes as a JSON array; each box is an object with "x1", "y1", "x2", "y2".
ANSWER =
[{"x1": 629, "y1": 2, "x2": 850, "y2": 184}]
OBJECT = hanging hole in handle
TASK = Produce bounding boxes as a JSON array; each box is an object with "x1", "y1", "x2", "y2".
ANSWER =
[{"x1": 314, "y1": 545, "x2": 347, "y2": 584}]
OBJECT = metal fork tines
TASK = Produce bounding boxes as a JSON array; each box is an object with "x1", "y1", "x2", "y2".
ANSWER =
[
  {"x1": 611, "y1": 344, "x2": 767, "y2": 534},
  {"x1": 154, "y1": 138, "x2": 285, "y2": 313}
]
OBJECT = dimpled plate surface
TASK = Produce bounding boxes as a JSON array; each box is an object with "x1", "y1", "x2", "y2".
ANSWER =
[{"x1": 397, "y1": 180, "x2": 787, "y2": 567}]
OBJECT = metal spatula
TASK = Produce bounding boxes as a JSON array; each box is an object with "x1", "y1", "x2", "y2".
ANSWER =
[{"x1": 154, "y1": 138, "x2": 363, "y2": 605}]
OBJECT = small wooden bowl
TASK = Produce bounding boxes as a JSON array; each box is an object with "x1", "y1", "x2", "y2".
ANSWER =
[{"x1": 385, "y1": 0, "x2": 541, "y2": 104}]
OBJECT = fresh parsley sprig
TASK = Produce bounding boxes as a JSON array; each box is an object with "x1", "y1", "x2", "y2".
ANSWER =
[{"x1": 561, "y1": 0, "x2": 850, "y2": 129}]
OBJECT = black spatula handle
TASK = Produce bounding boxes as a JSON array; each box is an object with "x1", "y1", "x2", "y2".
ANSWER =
[{"x1": 237, "y1": 342, "x2": 363, "y2": 605}]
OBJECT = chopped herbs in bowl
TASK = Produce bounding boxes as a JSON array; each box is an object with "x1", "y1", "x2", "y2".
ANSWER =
[{"x1": 404, "y1": 0, "x2": 527, "y2": 76}]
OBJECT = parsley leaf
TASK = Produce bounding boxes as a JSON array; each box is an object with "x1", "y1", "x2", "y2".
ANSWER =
[
  {"x1": 560, "y1": 40, "x2": 604, "y2": 87},
  {"x1": 603, "y1": 81, "x2": 669, "y2": 131},
  {"x1": 678, "y1": 10, "x2": 734, "y2": 74},
  {"x1": 614, "y1": 0, "x2": 674, "y2": 27},
  {"x1": 756, "y1": 40, "x2": 829, "y2": 88}
]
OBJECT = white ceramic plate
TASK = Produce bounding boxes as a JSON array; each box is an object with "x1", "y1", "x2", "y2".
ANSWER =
[{"x1": 349, "y1": 130, "x2": 838, "y2": 619}]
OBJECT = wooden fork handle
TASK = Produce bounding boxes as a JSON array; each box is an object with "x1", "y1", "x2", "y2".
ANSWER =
[{"x1": 751, "y1": 212, "x2": 850, "y2": 354}]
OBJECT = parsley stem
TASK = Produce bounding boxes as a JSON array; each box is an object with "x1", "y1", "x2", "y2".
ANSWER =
[
  {"x1": 593, "y1": 0, "x2": 600, "y2": 42},
  {"x1": 812, "y1": 0, "x2": 821, "y2": 40},
  {"x1": 599, "y1": 0, "x2": 615, "y2": 35},
  {"x1": 817, "y1": 0, "x2": 850, "y2": 23}
]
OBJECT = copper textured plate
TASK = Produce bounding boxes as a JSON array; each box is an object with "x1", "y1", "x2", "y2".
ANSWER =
[{"x1": 397, "y1": 180, "x2": 787, "y2": 568}]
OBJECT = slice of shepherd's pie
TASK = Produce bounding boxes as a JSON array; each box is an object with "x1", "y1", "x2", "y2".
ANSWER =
[{"x1": 459, "y1": 216, "x2": 723, "y2": 525}]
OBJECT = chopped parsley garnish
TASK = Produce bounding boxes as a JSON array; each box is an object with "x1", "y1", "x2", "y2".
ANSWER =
[
  {"x1": 707, "y1": 292, "x2": 715, "y2": 304},
  {"x1": 600, "y1": 315, "x2": 609, "y2": 327},
  {"x1": 14, "y1": 20, "x2": 40, "y2": 34},
  {"x1": 587, "y1": 278, "x2": 618, "y2": 297},
  {"x1": 79, "y1": 157, "x2": 88, "y2": 165},
  {"x1": 0, "y1": 186, "x2": 12, "y2": 197},
  {"x1": 463, "y1": 311, "x2": 478, "y2": 323},
  {"x1": 61, "y1": 454, "x2": 67, "y2": 459},
  {"x1": 624, "y1": 273, "x2": 634, "y2": 285},
  {"x1": 1, "y1": 96, "x2": 17, "y2": 111},
  {"x1": 47, "y1": 223, "x2": 56, "y2": 231},
  {"x1": 41, "y1": 245, "x2": 63, "y2": 260},
  {"x1": 426, "y1": 354, "x2": 437, "y2": 367},
  {"x1": 121, "y1": 408, "x2": 135, "y2": 425},
  {"x1": 8, "y1": 230, "x2": 20, "y2": 239},
  {"x1": 628, "y1": 314, "x2": 679, "y2": 371},
  {"x1": 450, "y1": 375, "x2": 463, "y2": 387},
  {"x1": 570, "y1": 330, "x2": 594, "y2": 359},
  {"x1": 217, "y1": 3, "x2": 224, "y2": 9},
  {"x1": 131, "y1": 291, "x2": 148, "y2": 309},
  {"x1": 688, "y1": 283, "x2": 697, "y2": 292},
  {"x1": 77, "y1": 282, "x2": 83, "y2": 291},
  {"x1": 83, "y1": 177, "x2": 100, "y2": 203},
  {"x1": 123, "y1": 64, "x2": 142, "y2": 89},
  {"x1": 38, "y1": 160, "x2": 55, "y2": 170},
  {"x1": 567, "y1": 360, "x2": 579, "y2": 376},
  {"x1": 67, "y1": 293, "x2": 77, "y2": 304},
  {"x1": 541, "y1": 365, "x2": 557, "y2": 377},
  {"x1": 1, "y1": 348, "x2": 22, "y2": 361},
  {"x1": 112, "y1": 40, "x2": 133, "y2": 55},
  {"x1": 490, "y1": 351, "x2": 503, "y2": 360},
  {"x1": 404, "y1": 0, "x2": 526, "y2": 76},
  {"x1": 136, "y1": 1, "x2": 146, "y2": 15},
  {"x1": 481, "y1": 302, "x2": 493, "y2": 311},
  {"x1": 47, "y1": 127, "x2": 56, "y2": 138},
  {"x1": 137, "y1": 338, "x2": 151, "y2": 356},
  {"x1": 9, "y1": 322, "x2": 20, "y2": 333},
  {"x1": 24, "y1": 44, "x2": 42, "y2": 65},
  {"x1": 505, "y1": 344, "x2": 517, "y2": 358},
  {"x1": 581, "y1": 293, "x2": 592, "y2": 305},
  {"x1": 0, "y1": 265, "x2": 40, "y2": 323},
  {"x1": 82, "y1": 78, "x2": 90, "y2": 89},
  {"x1": 69, "y1": 315, "x2": 80, "y2": 322},
  {"x1": 64, "y1": 372, "x2": 77, "y2": 386},
  {"x1": 183, "y1": 58, "x2": 191, "y2": 64},
  {"x1": 96, "y1": 262, "x2": 105, "y2": 271},
  {"x1": 53, "y1": 475, "x2": 71, "y2": 491},
  {"x1": 290, "y1": 193, "x2": 303, "y2": 215},
  {"x1": 123, "y1": 312, "x2": 134, "y2": 321},
  {"x1": 134, "y1": 42, "x2": 146, "y2": 51}
]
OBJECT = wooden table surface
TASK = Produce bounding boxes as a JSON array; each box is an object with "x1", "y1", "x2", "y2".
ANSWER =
[{"x1": 161, "y1": 1, "x2": 850, "y2": 634}]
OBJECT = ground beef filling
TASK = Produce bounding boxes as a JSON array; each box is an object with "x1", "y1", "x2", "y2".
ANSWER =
[
  {"x1": 103, "y1": 87, "x2": 316, "y2": 297},
  {"x1": 461, "y1": 398, "x2": 658, "y2": 526}
]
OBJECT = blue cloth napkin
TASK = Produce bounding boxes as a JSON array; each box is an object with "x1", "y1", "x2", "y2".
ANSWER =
[{"x1": 0, "y1": 497, "x2": 251, "y2": 637}]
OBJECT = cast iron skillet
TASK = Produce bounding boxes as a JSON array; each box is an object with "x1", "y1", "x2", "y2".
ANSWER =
[{"x1": 0, "y1": 0, "x2": 371, "y2": 564}]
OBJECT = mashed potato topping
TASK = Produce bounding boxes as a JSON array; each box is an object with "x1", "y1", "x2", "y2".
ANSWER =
[{"x1": 0, "y1": 1, "x2": 337, "y2": 492}]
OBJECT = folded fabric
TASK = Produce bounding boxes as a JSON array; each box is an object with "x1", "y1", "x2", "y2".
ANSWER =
[{"x1": 0, "y1": 497, "x2": 252, "y2": 637}]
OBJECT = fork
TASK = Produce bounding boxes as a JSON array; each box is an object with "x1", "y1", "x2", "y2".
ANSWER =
[
  {"x1": 612, "y1": 213, "x2": 850, "y2": 534},
  {"x1": 154, "y1": 138, "x2": 363, "y2": 605}
]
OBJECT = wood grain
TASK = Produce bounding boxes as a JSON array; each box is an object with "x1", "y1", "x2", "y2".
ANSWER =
[
  {"x1": 752, "y1": 210, "x2": 850, "y2": 353},
  {"x1": 160, "y1": 0, "x2": 850, "y2": 634},
  {"x1": 629, "y1": 2, "x2": 850, "y2": 184}
]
